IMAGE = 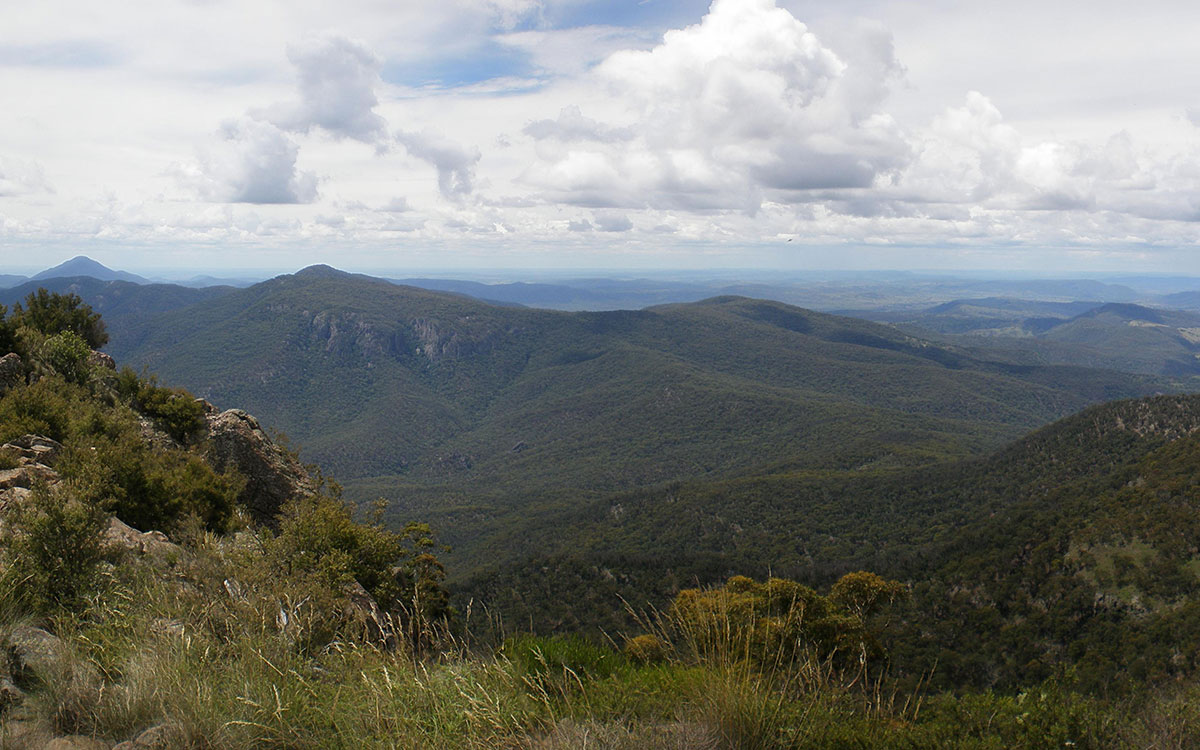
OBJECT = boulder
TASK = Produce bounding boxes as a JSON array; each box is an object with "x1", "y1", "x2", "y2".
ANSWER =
[
  {"x1": 112, "y1": 723, "x2": 181, "y2": 750},
  {"x1": 205, "y1": 409, "x2": 316, "y2": 523},
  {"x1": 0, "y1": 486, "x2": 32, "y2": 516},
  {"x1": 103, "y1": 519, "x2": 187, "y2": 566},
  {"x1": 343, "y1": 580, "x2": 398, "y2": 650},
  {"x1": 7, "y1": 625, "x2": 66, "y2": 688},
  {"x1": 0, "y1": 352, "x2": 23, "y2": 396},
  {"x1": 0, "y1": 675, "x2": 24, "y2": 712},
  {"x1": 0, "y1": 719, "x2": 52, "y2": 748}
]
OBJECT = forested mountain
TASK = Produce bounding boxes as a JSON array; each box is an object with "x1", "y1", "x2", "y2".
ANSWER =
[
  {"x1": 464, "y1": 393, "x2": 1200, "y2": 691},
  {"x1": 30, "y1": 255, "x2": 148, "y2": 284},
  {"x1": 108, "y1": 267, "x2": 1180, "y2": 484},
  {"x1": 6, "y1": 281, "x2": 1200, "y2": 746}
]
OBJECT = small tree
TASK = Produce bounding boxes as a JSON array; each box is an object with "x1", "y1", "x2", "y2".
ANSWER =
[{"x1": 12, "y1": 289, "x2": 108, "y2": 348}]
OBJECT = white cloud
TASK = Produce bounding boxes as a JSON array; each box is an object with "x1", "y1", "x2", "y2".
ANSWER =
[
  {"x1": 395, "y1": 130, "x2": 482, "y2": 200},
  {"x1": 179, "y1": 117, "x2": 318, "y2": 204},
  {"x1": 261, "y1": 33, "x2": 389, "y2": 146},
  {"x1": 593, "y1": 210, "x2": 632, "y2": 232},
  {"x1": 523, "y1": 105, "x2": 634, "y2": 143},
  {"x1": 522, "y1": 0, "x2": 909, "y2": 211},
  {"x1": 0, "y1": 156, "x2": 53, "y2": 197}
]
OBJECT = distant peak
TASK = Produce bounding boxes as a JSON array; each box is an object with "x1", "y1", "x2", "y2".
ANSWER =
[
  {"x1": 32, "y1": 255, "x2": 147, "y2": 284},
  {"x1": 294, "y1": 264, "x2": 350, "y2": 279}
]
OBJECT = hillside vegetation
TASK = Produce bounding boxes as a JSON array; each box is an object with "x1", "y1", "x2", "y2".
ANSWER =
[
  {"x1": 5, "y1": 291, "x2": 1200, "y2": 747},
  {"x1": 102, "y1": 267, "x2": 1193, "y2": 579}
]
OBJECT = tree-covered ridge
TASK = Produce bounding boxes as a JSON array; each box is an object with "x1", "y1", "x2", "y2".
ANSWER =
[
  {"x1": 98, "y1": 267, "x2": 1194, "y2": 589},
  {"x1": 458, "y1": 393, "x2": 1200, "y2": 694}
]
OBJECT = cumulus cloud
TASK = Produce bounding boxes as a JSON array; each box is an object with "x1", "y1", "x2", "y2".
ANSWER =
[
  {"x1": 395, "y1": 130, "x2": 482, "y2": 200},
  {"x1": 0, "y1": 156, "x2": 53, "y2": 197},
  {"x1": 895, "y1": 92, "x2": 1172, "y2": 219},
  {"x1": 523, "y1": 105, "x2": 634, "y2": 143},
  {"x1": 262, "y1": 33, "x2": 388, "y2": 146},
  {"x1": 178, "y1": 117, "x2": 318, "y2": 204},
  {"x1": 593, "y1": 211, "x2": 632, "y2": 232},
  {"x1": 522, "y1": 0, "x2": 909, "y2": 211}
]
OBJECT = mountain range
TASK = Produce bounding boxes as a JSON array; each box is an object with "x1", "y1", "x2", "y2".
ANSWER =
[{"x1": 5, "y1": 256, "x2": 1200, "y2": 695}]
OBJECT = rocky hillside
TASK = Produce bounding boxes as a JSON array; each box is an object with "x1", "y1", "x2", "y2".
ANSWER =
[{"x1": 0, "y1": 295, "x2": 446, "y2": 748}]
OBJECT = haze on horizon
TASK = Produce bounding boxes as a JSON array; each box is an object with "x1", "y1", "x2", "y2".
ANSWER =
[{"x1": 3, "y1": 0, "x2": 1200, "y2": 274}]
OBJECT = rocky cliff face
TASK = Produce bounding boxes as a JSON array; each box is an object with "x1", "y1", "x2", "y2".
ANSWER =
[{"x1": 203, "y1": 408, "x2": 317, "y2": 524}]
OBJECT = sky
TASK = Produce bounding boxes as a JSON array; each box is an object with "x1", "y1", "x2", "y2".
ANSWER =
[{"x1": 3, "y1": 0, "x2": 1200, "y2": 276}]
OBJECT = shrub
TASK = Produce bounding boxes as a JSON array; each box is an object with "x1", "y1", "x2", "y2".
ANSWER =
[
  {"x1": 623, "y1": 633, "x2": 668, "y2": 664},
  {"x1": 40, "y1": 330, "x2": 93, "y2": 385},
  {"x1": 668, "y1": 573, "x2": 905, "y2": 672},
  {"x1": 263, "y1": 494, "x2": 451, "y2": 652},
  {"x1": 0, "y1": 483, "x2": 109, "y2": 612},
  {"x1": 0, "y1": 376, "x2": 85, "y2": 442},
  {"x1": 0, "y1": 303, "x2": 15, "y2": 355},
  {"x1": 114, "y1": 369, "x2": 207, "y2": 444},
  {"x1": 11, "y1": 288, "x2": 108, "y2": 348},
  {"x1": 63, "y1": 433, "x2": 241, "y2": 534}
]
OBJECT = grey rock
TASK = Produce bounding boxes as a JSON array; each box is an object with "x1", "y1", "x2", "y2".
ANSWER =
[
  {"x1": 344, "y1": 580, "x2": 397, "y2": 650},
  {"x1": 2, "y1": 434, "x2": 64, "y2": 467},
  {"x1": 7, "y1": 625, "x2": 66, "y2": 687},
  {"x1": 87, "y1": 350, "x2": 116, "y2": 371},
  {"x1": 0, "y1": 718, "x2": 52, "y2": 748},
  {"x1": 205, "y1": 409, "x2": 316, "y2": 523},
  {"x1": 103, "y1": 519, "x2": 187, "y2": 566},
  {"x1": 0, "y1": 486, "x2": 32, "y2": 517},
  {"x1": 0, "y1": 352, "x2": 23, "y2": 396},
  {"x1": 114, "y1": 723, "x2": 181, "y2": 749},
  {"x1": 0, "y1": 675, "x2": 24, "y2": 712},
  {"x1": 0, "y1": 464, "x2": 60, "y2": 490}
]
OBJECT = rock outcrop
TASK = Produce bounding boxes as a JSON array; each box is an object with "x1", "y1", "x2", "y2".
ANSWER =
[
  {"x1": 88, "y1": 350, "x2": 116, "y2": 371},
  {"x1": 205, "y1": 409, "x2": 316, "y2": 523},
  {"x1": 2, "y1": 434, "x2": 64, "y2": 468},
  {"x1": 343, "y1": 580, "x2": 397, "y2": 650},
  {"x1": 0, "y1": 435, "x2": 62, "y2": 524},
  {"x1": 104, "y1": 519, "x2": 187, "y2": 566}
]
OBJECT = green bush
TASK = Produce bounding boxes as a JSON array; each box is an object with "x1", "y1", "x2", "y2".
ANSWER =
[
  {"x1": 114, "y1": 369, "x2": 207, "y2": 444},
  {"x1": 0, "y1": 483, "x2": 109, "y2": 613},
  {"x1": 263, "y1": 494, "x2": 451, "y2": 652},
  {"x1": 63, "y1": 433, "x2": 241, "y2": 534},
  {"x1": 11, "y1": 288, "x2": 108, "y2": 348},
  {"x1": 40, "y1": 330, "x2": 93, "y2": 385},
  {"x1": 668, "y1": 573, "x2": 905, "y2": 671},
  {"x1": 0, "y1": 303, "x2": 16, "y2": 355},
  {"x1": 623, "y1": 633, "x2": 668, "y2": 664},
  {"x1": 0, "y1": 377, "x2": 94, "y2": 443}
]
